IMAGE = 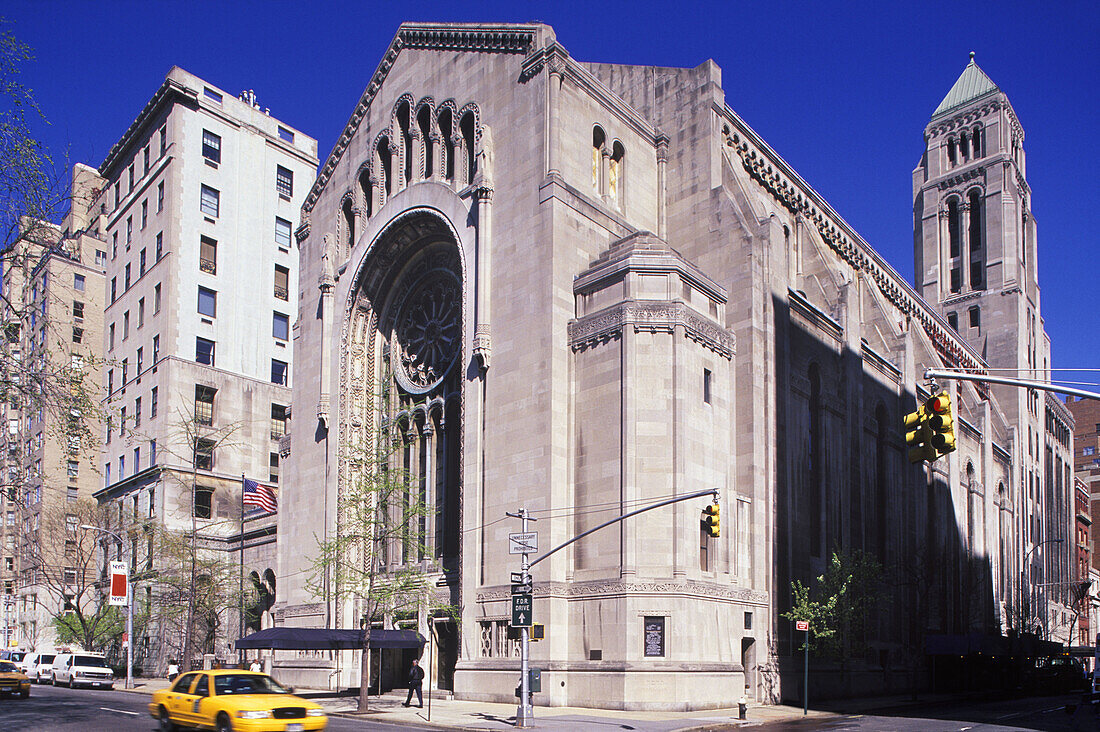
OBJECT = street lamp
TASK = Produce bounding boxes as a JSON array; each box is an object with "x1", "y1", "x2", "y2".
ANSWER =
[
  {"x1": 81, "y1": 524, "x2": 132, "y2": 690},
  {"x1": 1020, "y1": 538, "x2": 1065, "y2": 637}
]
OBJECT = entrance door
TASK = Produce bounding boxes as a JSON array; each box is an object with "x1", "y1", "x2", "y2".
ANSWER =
[
  {"x1": 433, "y1": 620, "x2": 457, "y2": 691},
  {"x1": 741, "y1": 637, "x2": 756, "y2": 700}
]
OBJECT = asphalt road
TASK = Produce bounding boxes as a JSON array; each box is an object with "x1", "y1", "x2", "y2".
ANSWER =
[{"x1": 0, "y1": 682, "x2": 437, "y2": 732}]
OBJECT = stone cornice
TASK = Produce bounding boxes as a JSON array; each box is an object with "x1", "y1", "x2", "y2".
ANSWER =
[
  {"x1": 305, "y1": 23, "x2": 543, "y2": 215},
  {"x1": 99, "y1": 77, "x2": 195, "y2": 178},
  {"x1": 476, "y1": 579, "x2": 767, "y2": 605},
  {"x1": 718, "y1": 111, "x2": 987, "y2": 378},
  {"x1": 569, "y1": 300, "x2": 734, "y2": 358}
]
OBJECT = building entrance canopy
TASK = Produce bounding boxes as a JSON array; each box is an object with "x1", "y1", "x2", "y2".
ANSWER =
[{"x1": 236, "y1": 627, "x2": 425, "y2": 650}]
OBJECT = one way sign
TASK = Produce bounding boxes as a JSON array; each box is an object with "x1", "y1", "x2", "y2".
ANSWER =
[{"x1": 511, "y1": 593, "x2": 533, "y2": 627}]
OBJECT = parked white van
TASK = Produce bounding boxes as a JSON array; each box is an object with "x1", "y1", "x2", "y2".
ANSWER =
[
  {"x1": 51, "y1": 652, "x2": 114, "y2": 689},
  {"x1": 22, "y1": 652, "x2": 57, "y2": 683}
]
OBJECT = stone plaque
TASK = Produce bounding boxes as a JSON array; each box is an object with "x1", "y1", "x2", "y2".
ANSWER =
[{"x1": 644, "y1": 616, "x2": 665, "y2": 657}]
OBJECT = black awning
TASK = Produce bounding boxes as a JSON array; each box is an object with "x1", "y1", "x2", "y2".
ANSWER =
[{"x1": 235, "y1": 627, "x2": 425, "y2": 650}]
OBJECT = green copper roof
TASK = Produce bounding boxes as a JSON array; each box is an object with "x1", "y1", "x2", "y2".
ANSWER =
[{"x1": 932, "y1": 53, "x2": 1000, "y2": 119}]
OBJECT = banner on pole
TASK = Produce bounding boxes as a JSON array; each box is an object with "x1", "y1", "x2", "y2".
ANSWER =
[{"x1": 109, "y1": 561, "x2": 128, "y2": 606}]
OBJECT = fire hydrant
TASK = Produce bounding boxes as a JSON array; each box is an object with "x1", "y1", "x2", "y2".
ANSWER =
[{"x1": 738, "y1": 696, "x2": 747, "y2": 720}]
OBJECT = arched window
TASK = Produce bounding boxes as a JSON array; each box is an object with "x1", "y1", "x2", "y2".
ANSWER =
[
  {"x1": 808, "y1": 364, "x2": 823, "y2": 557},
  {"x1": 875, "y1": 404, "x2": 888, "y2": 559},
  {"x1": 592, "y1": 126, "x2": 606, "y2": 191},
  {"x1": 947, "y1": 138, "x2": 957, "y2": 167},
  {"x1": 359, "y1": 168, "x2": 373, "y2": 219},
  {"x1": 609, "y1": 141, "x2": 625, "y2": 207},
  {"x1": 377, "y1": 136, "x2": 392, "y2": 201},
  {"x1": 460, "y1": 111, "x2": 477, "y2": 185},
  {"x1": 438, "y1": 108, "x2": 455, "y2": 182},
  {"x1": 968, "y1": 190, "x2": 982, "y2": 252},
  {"x1": 342, "y1": 198, "x2": 355, "y2": 253},
  {"x1": 397, "y1": 101, "x2": 413, "y2": 186},
  {"x1": 971, "y1": 126, "x2": 983, "y2": 158},
  {"x1": 418, "y1": 105, "x2": 433, "y2": 179},
  {"x1": 966, "y1": 462, "x2": 976, "y2": 551},
  {"x1": 959, "y1": 131, "x2": 969, "y2": 161}
]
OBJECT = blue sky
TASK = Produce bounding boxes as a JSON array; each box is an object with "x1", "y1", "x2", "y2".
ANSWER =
[{"x1": 5, "y1": 0, "x2": 1098, "y2": 391}]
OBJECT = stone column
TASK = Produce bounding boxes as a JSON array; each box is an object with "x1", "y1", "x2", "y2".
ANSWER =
[
  {"x1": 546, "y1": 58, "x2": 564, "y2": 178},
  {"x1": 656, "y1": 134, "x2": 669, "y2": 240},
  {"x1": 473, "y1": 185, "x2": 493, "y2": 372},
  {"x1": 318, "y1": 234, "x2": 336, "y2": 429}
]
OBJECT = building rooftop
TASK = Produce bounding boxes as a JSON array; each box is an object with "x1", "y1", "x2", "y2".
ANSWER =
[{"x1": 932, "y1": 52, "x2": 1000, "y2": 119}]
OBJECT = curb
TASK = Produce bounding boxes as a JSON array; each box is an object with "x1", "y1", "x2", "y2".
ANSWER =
[{"x1": 329, "y1": 711, "x2": 485, "y2": 730}]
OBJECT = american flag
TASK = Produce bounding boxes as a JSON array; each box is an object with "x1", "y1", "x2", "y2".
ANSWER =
[{"x1": 243, "y1": 478, "x2": 277, "y2": 513}]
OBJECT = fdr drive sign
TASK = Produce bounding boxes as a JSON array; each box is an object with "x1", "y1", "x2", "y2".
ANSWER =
[{"x1": 108, "y1": 561, "x2": 128, "y2": 606}]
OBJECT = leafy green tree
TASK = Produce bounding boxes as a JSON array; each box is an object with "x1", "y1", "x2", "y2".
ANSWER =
[{"x1": 783, "y1": 548, "x2": 885, "y2": 658}]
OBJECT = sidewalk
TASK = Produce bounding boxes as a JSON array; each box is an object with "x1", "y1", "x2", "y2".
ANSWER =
[{"x1": 118, "y1": 678, "x2": 835, "y2": 730}]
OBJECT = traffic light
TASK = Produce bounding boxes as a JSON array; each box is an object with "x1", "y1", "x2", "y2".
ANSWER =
[
  {"x1": 903, "y1": 404, "x2": 934, "y2": 463},
  {"x1": 925, "y1": 392, "x2": 956, "y2": 458},
  {"x1": 702, "y1": 502, "x2": 720, "y2": 538}
]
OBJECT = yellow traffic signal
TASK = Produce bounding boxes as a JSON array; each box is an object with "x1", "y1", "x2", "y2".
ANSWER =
[
  {"x1": 903, "y1": 405, "x2": 934, "y2": 463},
  {"x1": 702, "y1": 502, "x2": 720, "y2": 537},
  {"x1": 925, "y1": 392, "x2": 956, "y2": 458}
]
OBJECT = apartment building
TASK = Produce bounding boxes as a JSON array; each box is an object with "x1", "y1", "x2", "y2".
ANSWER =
[
  {"x1": 89, "y1": 68, "x2": 317, "y2": 673},
  {"x1": 0, "y1": 163, "x2": 108, "y2": 652}
]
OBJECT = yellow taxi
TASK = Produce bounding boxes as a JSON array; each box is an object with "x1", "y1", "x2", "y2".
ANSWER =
[
  {"x1": 0, "y1": 660, "x2": 32, "y2": 698},
  {"x1": 148, "y1": 669, "x2": 326, "y2": 731}
]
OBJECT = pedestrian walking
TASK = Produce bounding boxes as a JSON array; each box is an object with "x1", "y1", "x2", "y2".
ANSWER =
[
  {"x1": 166, "y1": 660, "x2": 179, "y2": 682},
  {"x1": 249, "y1": 659, "x2": 262, "y2": 673},
  {"x1": 402, "y1": 658, "x2": 424, "y2": 708}
]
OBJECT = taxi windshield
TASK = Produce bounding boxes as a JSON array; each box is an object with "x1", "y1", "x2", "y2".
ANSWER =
[
  {"x1": 0, "y1": 661, "x2": 19, "y2": 673},
  {"x1": 213, "y1": 674, "x2": 290, "y2": 695}
]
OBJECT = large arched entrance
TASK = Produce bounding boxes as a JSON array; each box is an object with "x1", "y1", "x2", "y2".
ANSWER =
[{"x1": 340, "y1": 209, "x2": 463, "y2": 691}]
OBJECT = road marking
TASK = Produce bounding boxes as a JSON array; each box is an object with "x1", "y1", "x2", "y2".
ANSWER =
[{"x1": 99, "y1": 707, "x2": 139, "y2": 716}]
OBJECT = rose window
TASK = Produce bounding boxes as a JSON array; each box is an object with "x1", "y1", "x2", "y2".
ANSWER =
[{"x1": 391, "y1": 271, "x2": 460, "y2": 394}]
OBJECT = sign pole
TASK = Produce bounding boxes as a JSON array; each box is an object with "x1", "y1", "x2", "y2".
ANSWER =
[
  {"x1": 803, "y1": 626, "x2": 809, "y2": 716},
  {"x1": 517, "y1": 507, "x2": 532, "y2": 728}
]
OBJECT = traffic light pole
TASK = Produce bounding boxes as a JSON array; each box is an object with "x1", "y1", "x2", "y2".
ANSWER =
[
  {"x1": 509, "y1": 488, "x2": 717, "y2": 729},
  {"x1": 924, "y1": 369, "x2": 1100, "y2": 401}
]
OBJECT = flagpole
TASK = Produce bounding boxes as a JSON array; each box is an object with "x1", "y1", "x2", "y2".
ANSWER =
[{"x1": 239, "y1": 473, "x2": 245, "y2": 667}]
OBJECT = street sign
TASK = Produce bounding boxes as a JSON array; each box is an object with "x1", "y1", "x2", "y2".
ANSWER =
[
  {"x1": 795, "y1": 620, "x2": 809, "y2": 632},
  {"x1": 108, "y1": 561, "x2": 128, "y2": 606},
  {"x1": 509, "y1": 532, "x2": 538, "y2": 554},
  {"x1": 511, "y1": 593, "x2": 533, "y2": 626},
  {"x1": 511, "y1": 581, "x2": 532, "y2": 595}
]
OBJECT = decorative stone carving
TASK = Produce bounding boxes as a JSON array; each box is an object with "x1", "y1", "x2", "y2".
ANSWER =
[
  {"x1": 473, "y1": 325, "x2": 492, "y2": 372},
  {"x1": 569, "y1": 301, "x2": 734, "y2": 358},
  {"x1": 319, "y1": 233, "x2": 336, "y2": 290}
]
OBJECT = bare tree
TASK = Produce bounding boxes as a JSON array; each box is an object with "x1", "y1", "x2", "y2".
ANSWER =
[{"x1": 20, "y1": 497, "x2": 118, "y2": 652}]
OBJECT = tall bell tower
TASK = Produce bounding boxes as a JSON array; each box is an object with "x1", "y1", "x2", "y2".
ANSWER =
[
  {"x1": 914, "y1": 53, "x2": 1046, "y2": 420},
  {"x1": 913, "y1": 53, "x2": 1062, "y2": 628}
]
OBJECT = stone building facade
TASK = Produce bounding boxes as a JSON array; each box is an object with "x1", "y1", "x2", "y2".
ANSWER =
[{"x1": 277, "y1": 23, "x2": 1070, "y2": 708}]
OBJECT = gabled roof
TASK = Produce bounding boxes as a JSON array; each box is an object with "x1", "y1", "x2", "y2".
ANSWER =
[
  {"x1": 932, "y1": 53, "x2": 1000, "y2": 119},
  {"x1": 304, "y1": 22, "x2": 553, "y2": 214}
]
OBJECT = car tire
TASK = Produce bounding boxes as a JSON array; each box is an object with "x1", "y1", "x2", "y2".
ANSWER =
[
  {"x1": 50, "y1": 674, "x2": 56, "y2": 686},
  {"x1": 158, "y1": 706, "x2": 176, "y2": 732},
  {"x1": 215, "y1": 712, "x2": 232, "y2": 732},
  {"x1": 21, "y1": 688, "x2": 30, "y2": 698}
]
